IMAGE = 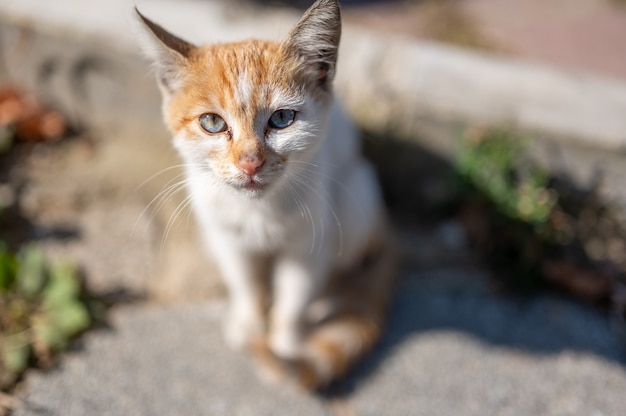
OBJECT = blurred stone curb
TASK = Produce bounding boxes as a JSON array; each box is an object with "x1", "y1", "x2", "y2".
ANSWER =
[{"x1": 2, "y1": 0, "x2": 626, "y2": 190}]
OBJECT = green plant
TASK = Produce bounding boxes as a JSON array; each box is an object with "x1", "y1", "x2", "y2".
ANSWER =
[
  {"x1": 0, "y1": 243, "x2": 90, "y2": 390},
  {"x1": 454, "y1": 128, "x2": 561, "y2": 292},
  {"x1": 455, "y1": 128, "x2": 626, "y2": 304},
  {"x1": 457, "y1": 128, "x2": 556, "y2": 224}
]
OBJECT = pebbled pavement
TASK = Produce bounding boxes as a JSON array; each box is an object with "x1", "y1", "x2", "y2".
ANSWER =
[{"x1": 13, "y1": 266, "x2": 626, "y2": 416}]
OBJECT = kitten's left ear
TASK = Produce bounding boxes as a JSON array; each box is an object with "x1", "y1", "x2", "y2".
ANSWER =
[
  {"x1": 135, "y1": 7, "x2": 196, "y2": 96},
  {"x1": 282, "y1": 0, "x2": 342, "y2": 90}
]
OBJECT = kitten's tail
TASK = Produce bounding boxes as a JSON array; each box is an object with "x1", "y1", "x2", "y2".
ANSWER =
[{"x1": 254, "y1": 217, "x2": 397, "y2": 390}]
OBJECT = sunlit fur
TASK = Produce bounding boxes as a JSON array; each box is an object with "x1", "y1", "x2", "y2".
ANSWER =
[{"x1": 137, "y1": 0, "x2": 395, "y2": 389}]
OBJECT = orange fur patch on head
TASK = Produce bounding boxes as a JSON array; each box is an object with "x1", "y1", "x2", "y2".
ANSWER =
[{"x1": 163, "y1": 40, "x2": 299, "y2": 134}]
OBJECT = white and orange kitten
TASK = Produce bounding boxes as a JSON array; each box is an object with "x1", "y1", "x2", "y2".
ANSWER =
[{"x1": 137, "y1": 0, "x2": 395, "y2": 389}]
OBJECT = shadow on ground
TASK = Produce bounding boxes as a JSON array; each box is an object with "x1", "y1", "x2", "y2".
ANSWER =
[{"x1": 318, "y1": 134, "x2": 626, "y2": 397}]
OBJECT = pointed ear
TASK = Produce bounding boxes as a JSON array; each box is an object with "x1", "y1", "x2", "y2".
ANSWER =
[
  {"x1": 281, "y1": 0, "x2": 341, "y2": 91},
  {"x1": 134, "y1": 7, "x2": 196, "y2": 95}
]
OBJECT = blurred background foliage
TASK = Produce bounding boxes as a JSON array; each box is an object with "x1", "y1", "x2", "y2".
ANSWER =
[
  {"x1": 0, "y1": 243, "x2": 90, "y2": 390},
  {"x1": 0, "y1": 87, "x2": 91, "y2": 393},
  {"x1": 454, "y1": 128, "x2": 626, "y2": 307}
]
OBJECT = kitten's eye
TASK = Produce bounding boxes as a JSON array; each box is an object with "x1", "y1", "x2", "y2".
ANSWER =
[
  {"x1": 268, "y1": 109, "x2": 296, "y2": 129},
  {"x1": 199, "y1": 113, "x2": 227, "y2": 134}
]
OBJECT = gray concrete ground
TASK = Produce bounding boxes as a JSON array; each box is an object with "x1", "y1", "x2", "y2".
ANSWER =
[
  {"x1": 2, "y1": 0, "x2": 626, "y2": 415},
  {"x1": 12, "y1": 267, "x2": 626, "y2": 416}
]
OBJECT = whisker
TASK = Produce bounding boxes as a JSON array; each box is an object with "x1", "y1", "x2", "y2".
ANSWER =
[
  {"x1": 161, "y1": 192, "x2": 195, "y2": 250},
  {"x1": 287, "y1": 160, "x2": 355, "y2": 196},
  {"x1": 283, "y1": 178, "x2": 317, "y2": 254},
  {"x1": 288, "y1": 160, "x2": 368, "y2": 248},
  {"x1": 131, "y1": 174, "x2": 193, "y2": 237},
  {"x1": 146, "y1": 175, "x2": 192, "y2": 218},
  {"x1": 285, "y1": 160, "x2": 321, "y2": 169},
  {"x1": 288, "y1": 172, "x2": 344, "y2": 257},
  {"x1": 134, "y1": 163, "x2": 204, "y2": 192},
  {"x1": 288, "y1": 175, "x2": 327, "y2": 256}
]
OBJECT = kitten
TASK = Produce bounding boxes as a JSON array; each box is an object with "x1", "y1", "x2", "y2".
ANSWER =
[{"x1": 136, "y1": 0, "x2": 395, "y2": 389}]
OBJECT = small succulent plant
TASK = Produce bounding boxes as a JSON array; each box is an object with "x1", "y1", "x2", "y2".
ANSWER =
[{"x1": 1, "y1": 243, "x2": 90, "y2": 390}]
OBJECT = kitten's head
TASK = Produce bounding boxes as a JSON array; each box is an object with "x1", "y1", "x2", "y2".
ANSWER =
[{"x1": 137, "y1": 0, "x2": 341, "y2": 198}]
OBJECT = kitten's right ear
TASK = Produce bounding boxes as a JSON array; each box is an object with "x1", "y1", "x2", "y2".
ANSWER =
[
  {"x1": 134, "y1": 7, "x2": 196, "y2": 95},
  {"x1": 282, "y1": 0, "x2": 341, "y2": 91}
]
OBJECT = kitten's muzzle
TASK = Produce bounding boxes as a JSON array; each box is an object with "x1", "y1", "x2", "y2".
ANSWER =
[{"x1": 237, "y1": 152, "x2": 265, "y2": 176}]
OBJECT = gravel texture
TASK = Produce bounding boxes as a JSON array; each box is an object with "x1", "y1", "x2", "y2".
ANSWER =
[{"x1": 13, "y1": 267, "x2": 626, "y2": 416}]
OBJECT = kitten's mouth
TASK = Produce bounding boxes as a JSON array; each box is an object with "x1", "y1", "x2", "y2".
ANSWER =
[
  {"x1": 239, "y1": 178, "x2": 266, "y2": 192},
  {"x1": 244, "y1": 180, "x2": 263, "y2": 189}
]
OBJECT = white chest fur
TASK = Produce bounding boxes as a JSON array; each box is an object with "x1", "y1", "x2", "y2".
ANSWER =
[{"x1": 187, "y1": 175, "x2": 296, "y2": 253}]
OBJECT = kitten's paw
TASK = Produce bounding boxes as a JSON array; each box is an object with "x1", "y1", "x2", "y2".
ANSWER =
[
  {"x1": 222, "y1": 313, "x2": 264, "y2": 351},
  {"x1": 269, "y1": 328, "x2": 303, "y2": 359}
]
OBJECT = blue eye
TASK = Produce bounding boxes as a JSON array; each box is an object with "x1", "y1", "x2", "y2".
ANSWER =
[
  {"x1": 199, "y1": 113, "x2": 227, "y2": 134},
  {"x1": 268, "y1": 109, "x2": 296, "y2": 129}
]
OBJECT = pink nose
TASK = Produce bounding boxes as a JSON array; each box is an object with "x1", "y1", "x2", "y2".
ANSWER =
[{"x1": 238, "y1": 153, "x2": 264, "y2": 176}]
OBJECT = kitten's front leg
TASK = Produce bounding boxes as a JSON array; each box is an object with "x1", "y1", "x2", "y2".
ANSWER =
[
  {"x1": 270, "y1": 254, "x2": 329, "y2": 359},
  {"x1": 210, "y1": 239, "x2": 268, "y2": 350}
]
